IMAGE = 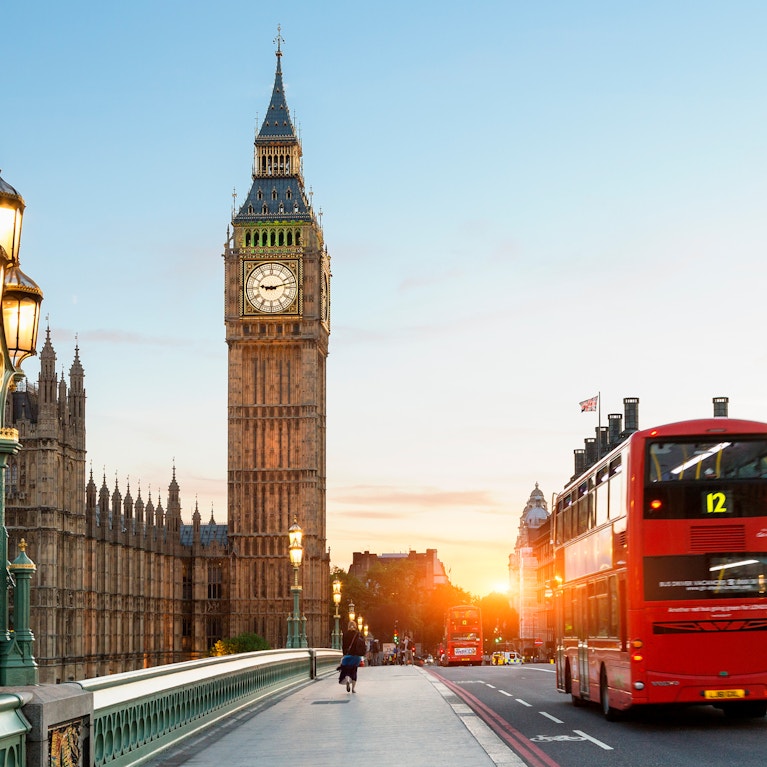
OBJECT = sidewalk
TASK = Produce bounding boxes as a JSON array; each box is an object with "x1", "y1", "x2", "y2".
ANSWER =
[{"x1": 148, "y1": 665, "x2": 526, "y2": 766}]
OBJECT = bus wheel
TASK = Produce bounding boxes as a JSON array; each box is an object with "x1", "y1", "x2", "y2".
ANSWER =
[{"x1": 600, "y1": 667, "x2": 620, "y2": 721}]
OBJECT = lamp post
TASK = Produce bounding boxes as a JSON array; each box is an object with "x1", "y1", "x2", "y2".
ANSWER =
[
  {"x1": 331, "y1": 579, "x2": 342, "y2": 650},
  {"x1": 286, "y1": 519, "x2": 307, "y2": 648},
  {"x1": 348, "y1": 600, "x2": 355, "y2": 626},
  {"x1": 0, "y1": 172, "x2": 43, "y2": 685}
]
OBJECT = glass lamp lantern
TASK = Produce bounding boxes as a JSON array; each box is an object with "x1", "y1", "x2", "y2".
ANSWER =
[
  {"x1": 2, "y1": 265, "x2": 43, "y2": 369},
  {"x1": 0, "y1": 174, "x2": 24, "y2": 266},
  {"x1": 287, "y1": 519, "x2": 303, "y2": 567}
]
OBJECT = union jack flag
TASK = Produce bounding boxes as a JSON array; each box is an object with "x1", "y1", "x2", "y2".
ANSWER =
[{"x1": 579, "y1": 395, "x2": 598, "y2": 412}]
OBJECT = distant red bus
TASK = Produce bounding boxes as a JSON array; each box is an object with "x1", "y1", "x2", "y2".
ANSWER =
[
  {"x1": 443, "y1": 605, "x2": 483, "y2": 666},
  {"x1": 554, "y1": 418, "x2": 767, "y2": 719}
]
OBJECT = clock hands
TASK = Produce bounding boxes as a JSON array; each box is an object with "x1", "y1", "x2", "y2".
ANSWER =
[{"x1": 261, "y1": 281, "x2": 296, "y2": 291}]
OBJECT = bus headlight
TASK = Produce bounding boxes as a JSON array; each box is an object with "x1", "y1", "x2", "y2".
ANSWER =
[{"x1": 634, "y1": 682, "x2": 645, "y2": 690}]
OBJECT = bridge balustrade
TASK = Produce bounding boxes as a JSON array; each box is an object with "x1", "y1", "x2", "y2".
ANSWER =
[
  {"x1": 0, "y1": 693, "x2": 31, "y2": 767},
  {"x1": 72, "y1": 647, "x2": 340, "y2": 767}
]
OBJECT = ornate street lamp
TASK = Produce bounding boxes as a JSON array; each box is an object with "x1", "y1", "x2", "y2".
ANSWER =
[
  {"x1": 347, "y1": 600, "x2": 355, "y2": 625},
  {"x1": 286, "y1": 519, "x2": 307, "y2": 648},
  {"x1": 0, "y1": 172, "x2": 43, "y2": 685},
  {"x1": 331, "y1": 579, "x2": 342, "y2": 650}
]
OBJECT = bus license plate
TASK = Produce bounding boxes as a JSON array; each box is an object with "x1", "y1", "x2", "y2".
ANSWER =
[
  {"x1": 455, "y1": 648, "x2": 475, "y2": 656},
  {"x1": 704, "y1": 689, "x2": 746, "y2": 700}
]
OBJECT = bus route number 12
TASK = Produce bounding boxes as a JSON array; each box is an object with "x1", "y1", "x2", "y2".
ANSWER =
[{"x1": 704, "y1": 491, "x2": 730, "y2": 515}]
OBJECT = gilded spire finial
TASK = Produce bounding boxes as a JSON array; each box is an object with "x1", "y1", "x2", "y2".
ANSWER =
[
  {"x1": 19, "y1": 538, "x2": 27, "y2": 553},
  {"x1": 274, "y1": 25, "x2": 284, "y2": 57}
]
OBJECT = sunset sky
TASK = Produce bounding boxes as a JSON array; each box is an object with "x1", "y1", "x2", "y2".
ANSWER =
[{"x1": 4, "y1": 2, "x2": 767, "y2": 594}]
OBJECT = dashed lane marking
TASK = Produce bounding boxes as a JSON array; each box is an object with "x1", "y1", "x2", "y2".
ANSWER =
[{"x1": 573, "y1": 729, "x2": 613, "y2": 751}]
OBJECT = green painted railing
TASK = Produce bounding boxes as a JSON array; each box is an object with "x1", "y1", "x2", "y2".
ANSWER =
[
  {"x1": 75, "y1": 648, "x2": 340, "y2": 767},
  {"x1": 0, "y1": 693, "x2": 31, "y2": 767}
]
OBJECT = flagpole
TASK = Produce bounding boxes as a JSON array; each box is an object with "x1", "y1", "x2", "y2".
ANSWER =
[{"x1": 597, "y1": 391, "x2": 602, "y2": 459}]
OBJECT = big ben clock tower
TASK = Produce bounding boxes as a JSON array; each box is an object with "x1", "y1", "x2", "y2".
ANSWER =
[{"x1": 224, "y1": 33, "x2": 331, "y2": 648}]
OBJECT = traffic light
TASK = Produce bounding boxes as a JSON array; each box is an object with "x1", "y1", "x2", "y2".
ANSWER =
[{"x1": 393, "y1": 630, "x2": 399, "y2": 645}]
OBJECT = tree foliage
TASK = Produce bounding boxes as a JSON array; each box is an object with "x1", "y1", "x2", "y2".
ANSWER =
[
  {"x1": 209, "y1": 632, "x2": 270, "y2": 656},
  {"x1": 330, "y1": 562, "x2": 475, "y2": 653}
]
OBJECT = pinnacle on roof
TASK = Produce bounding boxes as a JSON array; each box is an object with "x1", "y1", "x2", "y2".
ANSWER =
[{"x1": 256, "y1": 27, "x2": 297, "y2": 144}]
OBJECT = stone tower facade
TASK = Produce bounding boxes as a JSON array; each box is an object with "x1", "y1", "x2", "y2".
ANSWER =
[
  {"x1": 223, "y1": 39, "x2": 331, "y2": 648},
  {"x1": 5, "y1": 327, "x2": 87, "y2": 681},
  {"x1": 5, "y1": 329, "x2": 232, "y2": 683},
  {"x1": 0, "y1": 41, "x2": 331, "y2": 682}
]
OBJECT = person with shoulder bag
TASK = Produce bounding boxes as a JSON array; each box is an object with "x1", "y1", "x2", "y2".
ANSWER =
[{"x1": 338, "y1": 622, "x2": 366, "y2": 693}]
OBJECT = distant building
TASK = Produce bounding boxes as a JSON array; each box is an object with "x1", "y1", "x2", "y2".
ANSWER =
[
  {"x1": 349, "y1": 549, "x2": 449, "y2": 591},
  {"x1": 5, "y1": 328, "x2": 231, "y2": 682},
  {"x1": 508, "y1": 484, "x2": 554, "y2": 658}
]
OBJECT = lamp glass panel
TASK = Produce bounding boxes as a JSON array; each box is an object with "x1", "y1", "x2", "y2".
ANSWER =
[
  {"x1": 288, "y1": 523, "x2": 303, "y2": 548},
  {"x1": 2, "y1": 294, "x2": 40, "y2": 367},
  {"x1": 0, "y1": 207, "x2": 21, "y2": 263},
  {"x1": 289, "y1": 543, "x2": 303, "y2": 567}
]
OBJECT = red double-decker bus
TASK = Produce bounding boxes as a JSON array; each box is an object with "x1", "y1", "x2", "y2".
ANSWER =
[
  {"x1": 442, "y1": 605, "x2": 483, "y2": 666},
  {"x1": 554, "y1": 418, "x2": 767, "y2": 719}
]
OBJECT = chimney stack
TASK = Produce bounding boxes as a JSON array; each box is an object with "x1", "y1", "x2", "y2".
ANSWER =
[
  {"x1": 573, "y1": 448, "x2": 586, "y2": 478},
  {"x1": 597, "y1": 426, "x2": 609, "y2": 458},
  {"x1": 713, "y1": 396, "x2": 729, "y2": 418},
  {"x1": 585, "y1": 437, "x2": 597, "y2": 467},
  {"x1": 608, "y1": 413, "x2": 623, "y2": 447},
  {"x1": 623, "y1": 397, "x2": 639, "y2": 436}
]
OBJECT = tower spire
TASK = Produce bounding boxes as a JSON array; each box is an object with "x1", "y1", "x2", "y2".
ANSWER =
[{"x1": 274, "y1": 24, "x2": 284, "y2": 59}]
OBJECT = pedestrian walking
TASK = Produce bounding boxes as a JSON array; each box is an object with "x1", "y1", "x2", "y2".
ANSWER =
[{"x1": 338, "y1": 621, "x2": 366, "y2": 693}]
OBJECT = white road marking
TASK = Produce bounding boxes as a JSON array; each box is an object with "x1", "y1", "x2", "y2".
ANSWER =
[
  {"x1": 540, "y1": 712, "x2": 564, "y2": 723},
  {"x1": 515, "y1": 699, "x2": 533, "y2": 707},
  {"x1": 573, "y1": 729, "x2": 614, "y2": 750}
]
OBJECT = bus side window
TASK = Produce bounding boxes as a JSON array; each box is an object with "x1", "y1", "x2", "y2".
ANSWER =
[
  {"x1": 618, "y1": 575, "x2": 628, "y2": 652},
  {"x1": 577, "y1": 481, "x2": 589, "y2": 535},
  {"x1": 609, "y1": 457, "x2": 624, "y2": 519},
  {"x1": 595, "y1": 580, "x2": 609, "y2": 637},
  {"x1": 562, "y1": 495, "x2": 573, "y2": 542},
  {"x1": 595, "y1": 465, "x2": 609, "y2": 526},
  {"x1": 608, "y1": 575, "x2": 620, "y2": 638},
  {"x1": 563, "y1": 588, "x2": 573, "y2": 635}
]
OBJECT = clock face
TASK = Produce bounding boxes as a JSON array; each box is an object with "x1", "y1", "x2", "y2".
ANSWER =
[{"x1": 245, "y1": 262, "x2": 298, "y2": 313}]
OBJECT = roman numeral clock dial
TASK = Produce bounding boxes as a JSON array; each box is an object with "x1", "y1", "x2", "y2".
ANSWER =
[{"x1": 244, "y1": 261, "x2": 299, "y2": 314}]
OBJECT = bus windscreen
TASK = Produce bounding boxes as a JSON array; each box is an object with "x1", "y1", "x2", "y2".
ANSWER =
[
  {"x1": 644, "y1": 553, "x2": 767, "y2": 601},
  {"x1": 647, "y1": 439, "x2": 767, "y2": 483}
]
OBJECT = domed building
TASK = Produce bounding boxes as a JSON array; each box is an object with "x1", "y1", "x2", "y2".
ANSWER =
[{"x1": 508, "y1": 484, "x2": 554, "y2": 660}]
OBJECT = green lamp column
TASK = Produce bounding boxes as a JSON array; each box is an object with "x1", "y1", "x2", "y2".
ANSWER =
[
  {"x1": 7, "y1": 540, "x2": 37, "y2": 684},
  {"x1": 0, "y1": 172, "x2": 43, "y2": 686}
]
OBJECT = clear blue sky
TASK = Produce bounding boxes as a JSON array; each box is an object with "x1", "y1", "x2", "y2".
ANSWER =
[{"x1": 4, "y1": 1, "x2": 767, "y2": 594}]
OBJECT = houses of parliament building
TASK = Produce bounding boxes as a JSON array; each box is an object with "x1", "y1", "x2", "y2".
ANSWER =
[{"x1": 5, "y1": 40, "x2": 331, "y2": 684}]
